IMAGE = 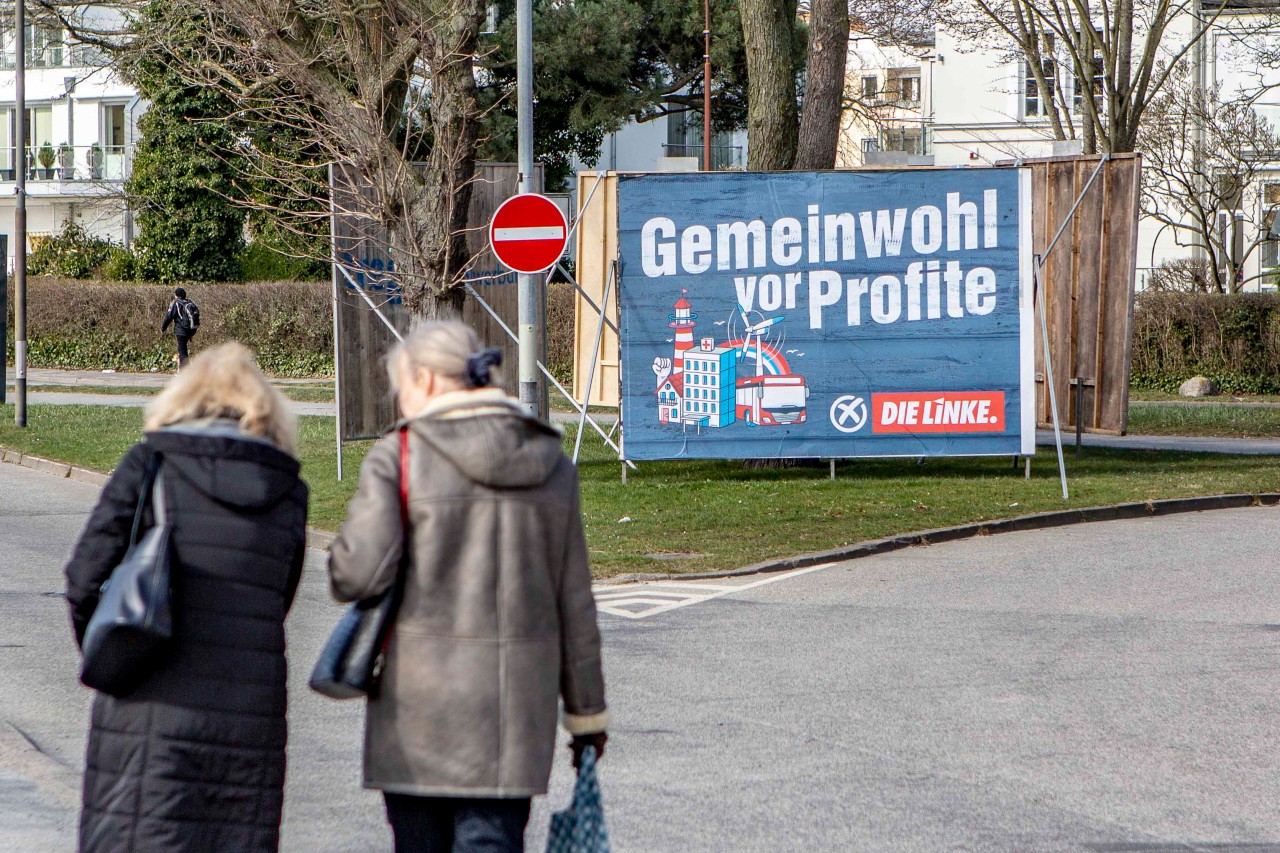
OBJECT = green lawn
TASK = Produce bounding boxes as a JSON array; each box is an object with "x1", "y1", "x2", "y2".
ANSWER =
[
  {"x1": 4, "y1": 403, "x2": 1280, "y2": 577},
  {"x1": 1126, "y1": 405, "x2": 1280, "y2": 438},
  {"x1": 7, "y1": 384, "x2": 335, "y2": 403}
]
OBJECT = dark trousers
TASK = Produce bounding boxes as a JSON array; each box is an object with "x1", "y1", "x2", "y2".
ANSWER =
[
  {"x1": 175, "y1": 334, "x2": 192, "y2": 368},
  {"x1": 384, "y1": 794, "x2": 531, "y2": 853}
]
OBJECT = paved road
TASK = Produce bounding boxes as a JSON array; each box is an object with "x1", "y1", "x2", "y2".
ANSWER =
[{"x1": 3, "y1": 460, "x2": 1279, "y2": 851}]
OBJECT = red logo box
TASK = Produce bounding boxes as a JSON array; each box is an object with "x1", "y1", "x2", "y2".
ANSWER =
[{"x1": 872, "y1": 392, "x2": 1006, "y2": 433}]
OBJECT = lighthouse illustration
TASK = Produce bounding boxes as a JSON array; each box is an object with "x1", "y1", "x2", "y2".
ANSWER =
[{"x1": 669, "y1": 290, "x2": 697, "y2": 372}]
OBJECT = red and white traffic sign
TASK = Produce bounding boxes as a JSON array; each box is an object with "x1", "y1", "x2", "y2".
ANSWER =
[{"x1": 488, "y1": 193, "x2": 568, "y2": 274}]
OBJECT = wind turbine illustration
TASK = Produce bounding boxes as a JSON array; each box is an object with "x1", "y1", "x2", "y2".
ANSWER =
[{"x1": 739, "y1": 310, "x2": 783, "y2": 376}]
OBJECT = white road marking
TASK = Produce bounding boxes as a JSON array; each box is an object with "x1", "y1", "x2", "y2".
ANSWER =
[
  {"x1": 594, "y1": 563, "x2": 836, "y2": 619},
  {"x1": 493, "y1": 226, "x2": 565, "y2": 242}
]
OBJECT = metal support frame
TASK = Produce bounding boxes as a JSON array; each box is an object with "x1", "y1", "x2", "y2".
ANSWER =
[
  {"x1": 1030, "y1": 154, "x2": 1110, "y2": 502},
  {"x1": 464, "y1": 282, "x2": 636, "y2": 470},
  {"x1": 574, "y1": 260, "x2": 616, "y2": 463}
]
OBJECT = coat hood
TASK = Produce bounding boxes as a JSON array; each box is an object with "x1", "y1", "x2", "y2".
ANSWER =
[
  {"x1": 145, "y1": 425, "x2": 302, "y2": 510},
  {"x1": 405, "y1": 389, "x2": 564, "y2": 489}
]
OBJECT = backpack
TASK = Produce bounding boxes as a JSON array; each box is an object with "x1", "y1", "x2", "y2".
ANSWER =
[{"x1": 177, "y1": 299, "x2": 200, "y2": 331}]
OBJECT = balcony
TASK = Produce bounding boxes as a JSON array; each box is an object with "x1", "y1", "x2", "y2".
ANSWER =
[
  {"x1": 662, "y1": 143, "x2": 744, "y2": 171},
  {"x1": 0, "y1": 145, "x2": 128, "y2": 182}
]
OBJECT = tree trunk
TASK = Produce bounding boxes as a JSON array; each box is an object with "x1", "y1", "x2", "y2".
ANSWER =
[
  {"x1": 741, "y1": 0, "x2": 798, "y2": 170},
  {"x1": 794, "y1": 0, "x2": 848, "y2": 170}
]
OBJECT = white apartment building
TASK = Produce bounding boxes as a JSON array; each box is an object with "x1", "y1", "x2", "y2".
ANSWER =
[
  {"x1": 844, "y1": 4, "x2": 1280, "y2": 291},
  {"x1": 572, "y1": 99, "x2": 749, "y2": 186},
  {"x1": 0, "y1": 22, "x2": 141, "y2": 265}
]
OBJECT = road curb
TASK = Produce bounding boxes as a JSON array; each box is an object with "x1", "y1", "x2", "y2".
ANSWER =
[
  {"x1": 0, "y1": 447, "x2": 109, "y2": 487},
  {"x1": 606, "y1": 493, "x2": 1280, "y2": 584},
  {"x1": 0, "y1": 443, "x2": 336, "y2": 552}
]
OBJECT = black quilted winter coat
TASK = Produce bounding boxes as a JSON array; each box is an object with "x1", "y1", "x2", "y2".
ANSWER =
[{"x1": 64, "y1": 425, "x2": 308, "y2": 853}]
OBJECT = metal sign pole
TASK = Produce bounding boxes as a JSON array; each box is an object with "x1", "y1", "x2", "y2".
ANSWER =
[{"x1": 515, "y1": 0, "x2": 539, "y2": 418}]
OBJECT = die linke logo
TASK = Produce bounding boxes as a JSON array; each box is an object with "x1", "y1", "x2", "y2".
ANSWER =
[{"x1": 872, "y1": 392, "x2": 1006, "y2": 433}]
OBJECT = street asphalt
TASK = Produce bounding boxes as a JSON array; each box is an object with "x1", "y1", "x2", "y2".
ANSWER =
[{"x1": 2, "y1": 459, "x2": 1279, "y2": 851}]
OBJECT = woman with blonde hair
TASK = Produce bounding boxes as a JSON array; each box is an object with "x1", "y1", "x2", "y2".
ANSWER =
[
  {"x1": 65, "y1": 342, "x2": 309, "y2": 853},
  {"x1": 329, "y1": 320, "x2": 608, "y2": 853}
]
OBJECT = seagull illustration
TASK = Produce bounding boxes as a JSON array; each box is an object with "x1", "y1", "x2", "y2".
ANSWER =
[
  {"x1": 786, "y1": 349, "x2": 799, "y2": 354},
  {"x1": 665, "y1": 339, "x2": 673, "y2": 343},
  {"x1": 795, "y1": 352, "x2": 805, "y2": 357},
  {"x1": 714, "y1": 320, "x2": 726, "y2": 326}
]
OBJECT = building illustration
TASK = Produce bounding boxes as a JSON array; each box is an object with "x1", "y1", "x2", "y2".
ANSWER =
[
  {"x1": 653, "y1": 293, "x2": 808, "y2": 430},
  {"x1": 681, "y1": 337, "x2": 737, "y2": 427}
]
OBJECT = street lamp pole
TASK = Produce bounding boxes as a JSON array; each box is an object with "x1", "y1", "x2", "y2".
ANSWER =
[
  {"x1": 14, "y1": 0, "x2": 27, "y2": 427},
  {"x1": 702, "y1": 0, "x2": 712, "y2": 171}
]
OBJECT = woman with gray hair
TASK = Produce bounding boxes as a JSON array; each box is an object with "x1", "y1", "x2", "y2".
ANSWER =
[{"x1": 329, "y1": 320, "x2": 609, "y2": 853}]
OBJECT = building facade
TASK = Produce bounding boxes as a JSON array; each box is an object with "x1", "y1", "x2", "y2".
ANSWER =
[
  {"x1": 0, "y1": 22, "x2": 141, "y2": 266},
  {"x1": 843, "y1": 6, "x2": 1280, "y2": 291}
]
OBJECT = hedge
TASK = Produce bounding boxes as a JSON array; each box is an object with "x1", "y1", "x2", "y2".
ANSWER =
[
  {"x1": 6, "y1": 277, "x2": 581, "y2": 382},
  {"x1": 5, "y1": 278, "x2": 333, "y2": 377},
  {"x1": 1132, "y1": 293, "x2": 1280, "y2": 394}
]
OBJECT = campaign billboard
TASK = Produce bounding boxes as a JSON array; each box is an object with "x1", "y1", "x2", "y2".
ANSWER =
[{"x1": 616, "y1": 168, "x2": 1033, "y2": 460}]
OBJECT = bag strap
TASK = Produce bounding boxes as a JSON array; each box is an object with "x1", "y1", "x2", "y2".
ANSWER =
[
  {"x1": 129, "y1": 452, "x2": 164, "y2": 545},
  {"x1": 399, "y1": 426, "x2": 410, "y2": 528}
]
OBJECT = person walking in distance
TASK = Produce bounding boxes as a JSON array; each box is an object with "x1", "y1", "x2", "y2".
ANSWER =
[
  {"x1": 65, "y1": 343, "x2": 308, "y2": 853},
  {"x1": 329, "y1": 321, "x2": 609, "y2": 853},
  {"x1": 160, "y1": 286, "x2": 200, "y2": 369}
]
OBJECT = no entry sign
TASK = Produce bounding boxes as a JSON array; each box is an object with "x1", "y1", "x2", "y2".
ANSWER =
[{"x1": 488, "y1": 193, "x2": 568, "y2": 274}]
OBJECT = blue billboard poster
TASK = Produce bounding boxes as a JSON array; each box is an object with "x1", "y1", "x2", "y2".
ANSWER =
[{"x1": 616, "y1": 168, "x2": 1034, "y2": 461}]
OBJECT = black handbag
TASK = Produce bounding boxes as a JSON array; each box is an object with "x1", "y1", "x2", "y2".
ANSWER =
[
  {"x1": 80, "y1": 455, "x2": 174, "y2": 696},
  {"x1": 310, "y1": 427, "x2": 410, "y2": 700}
]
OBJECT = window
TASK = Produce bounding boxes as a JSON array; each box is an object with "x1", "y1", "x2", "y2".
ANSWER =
[
  {"x1": 1024, "y1": 58, "x2": 1056, "y2": 118},
  {"x1": 862, "y1": 138, "x2": 880, "y2": 155},
  {"x1": 1073, "y1": 55, "x2": 1103, "y2": 113},
  {"x1": 1262, "y1": 185, "x2": 1280, "y2": 271},
  {"x1": 861, "y1": 75, "x2": 878, "y2": 100},
  {"x1": 27, "y1": 25, "x2": 64, "y2": 68},
  {"x1": 886, "y1": 68, "x2": 921, "y2": 105},
  {"x1": 881, "y1": 126, "x2": 925, "y2": 156}
]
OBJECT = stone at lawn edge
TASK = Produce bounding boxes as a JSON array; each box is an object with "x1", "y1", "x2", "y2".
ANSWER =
[{"x1": 1179, "y1": 376, "x2": 1219, "y2": 397}]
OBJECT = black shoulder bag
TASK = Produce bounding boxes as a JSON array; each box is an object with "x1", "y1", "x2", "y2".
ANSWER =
[
  {"x1": 309, "y1": 427, "x2": 410, "y2": 700},
  {"x1": 80, "y1": 454, "x2": 175, "y2": 697}
]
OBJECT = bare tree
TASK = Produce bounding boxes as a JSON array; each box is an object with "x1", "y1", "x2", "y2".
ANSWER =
[
  {"x1": 1140, "y1": 62, "x2": 1280, "y2": 292},
  {"x1": 41, "y1": 0, "x2": 487, "y2": 317},
  {"x1": 939, "y1": 0, "x2": 1244, "y2": 153}
]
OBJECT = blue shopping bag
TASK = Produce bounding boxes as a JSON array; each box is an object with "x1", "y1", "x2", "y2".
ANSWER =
[{"x1": 547, "y1": 747, "x2": 611, "y2": 853}]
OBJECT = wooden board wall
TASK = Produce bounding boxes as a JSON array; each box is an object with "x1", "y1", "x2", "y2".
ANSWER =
[
  {"x1": 1028, "y1": 154, "x2": 1140, "y2": 435},
  {"x1": 332, "y1": 163, "x2": 535, "y2": 440},
  {"x1": 572, "y1": 172, "x2": 622, "y2": 408}
]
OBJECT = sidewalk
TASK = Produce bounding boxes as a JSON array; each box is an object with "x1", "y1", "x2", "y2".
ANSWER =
[
  {"x1": 7, "y1": 367, "x2": 327, "y2": 388},
  {"x1": 1035, "y1": 429, "x2": 1280, "y2": 455}
]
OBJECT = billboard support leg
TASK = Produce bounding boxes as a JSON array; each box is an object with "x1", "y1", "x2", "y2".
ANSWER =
[
  {"x1": 1034, "y1": 257, "x2": 1069, "y2": 501},
  {"x1": 1025, "y1": 456, "x2": 1032, "y2": 480},
  {"x1": 829, "y1": 459, "x2": 836, "y2": 481},
  {"x1": 463, "y1": 282, "x2": 635, "y2": 470},
  {"x1": 574, "y1": 260, "x2": 615, "y2": 464}
]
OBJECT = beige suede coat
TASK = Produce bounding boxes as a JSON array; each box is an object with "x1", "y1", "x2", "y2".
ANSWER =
[{"x1": 328, "y1": 390, "x2": 608, "y2": 798}]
